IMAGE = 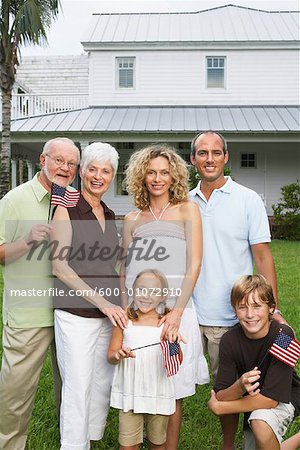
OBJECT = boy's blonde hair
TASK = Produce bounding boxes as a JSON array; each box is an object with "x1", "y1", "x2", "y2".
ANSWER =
[
  {"x1": 231, "y1": 274, "x2": 276, "y2": 310},
  {"x1": 127, "y1": 269, "x2": 169, "y2": 320}
]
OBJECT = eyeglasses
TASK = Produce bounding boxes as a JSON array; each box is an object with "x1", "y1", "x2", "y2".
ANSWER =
[{"x1": 45, "y1": 154, "x2": 78, "y2": 170}]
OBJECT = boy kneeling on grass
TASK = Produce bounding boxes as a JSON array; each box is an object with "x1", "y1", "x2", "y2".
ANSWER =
[{"x1": 208, "y1": 274, "x2": 300, "y2": 450}]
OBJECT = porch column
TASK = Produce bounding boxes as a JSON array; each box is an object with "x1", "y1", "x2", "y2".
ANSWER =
[
  {"x1": 11, "y1": 159, "x2": 17, "y2": 188},
  {"x1": 27, "y1": 160, "x2": 34, "y2": 180},
  {"x1": 73, "y1": 141, "x2": 89, "y2": 189},
  {"x1": 79, "y1": 140, "x2": 90, "y2": 152}
]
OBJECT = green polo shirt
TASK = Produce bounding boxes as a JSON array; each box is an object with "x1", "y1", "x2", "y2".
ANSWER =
[{"x1": 0, "y1": 174, "x2": 54, "y2": 328}]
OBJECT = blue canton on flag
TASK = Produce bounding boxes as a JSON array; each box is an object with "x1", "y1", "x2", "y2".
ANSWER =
[
  {"x1": 51, "y1": 183, "x2": 80, "y2": 208},
  {"x1": 269, "y1": 331, "x2": 300, "y2": 368}
]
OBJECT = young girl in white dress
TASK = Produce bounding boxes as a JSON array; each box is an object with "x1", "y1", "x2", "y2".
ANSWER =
[
  {"x1": 108, "y1": 269, "x2": 181, "y2": 450},
  {"x1": 121, "y1": 144, "x2": 210, "y2": 448}
]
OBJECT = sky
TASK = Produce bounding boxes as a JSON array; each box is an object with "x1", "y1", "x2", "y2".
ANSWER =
[{"x1": 21, "y1": 0, "x2": 299, "y2": 56}]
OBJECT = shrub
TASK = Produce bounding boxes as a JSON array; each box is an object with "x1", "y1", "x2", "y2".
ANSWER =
[{"x1": 272, "y1": 180, "x2": 300, "y2": 241}]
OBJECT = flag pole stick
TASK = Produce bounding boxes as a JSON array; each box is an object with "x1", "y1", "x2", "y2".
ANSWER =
[
  {"x1": 257, "y1": 328, "x2": 282, "y2": 368},
  {"x1": 131, "y1": 342, "x2": 160, "y2": 351},
  {"x1": 48, "y1": 184, "x2": 53, "y2": 224}
]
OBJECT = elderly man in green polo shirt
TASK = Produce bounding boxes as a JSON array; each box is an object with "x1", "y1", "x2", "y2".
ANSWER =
[{"x1": 0, "y1": 137, "x2": 80, "y2": 450}]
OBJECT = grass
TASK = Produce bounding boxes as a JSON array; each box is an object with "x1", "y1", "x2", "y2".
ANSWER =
[{"x1": 0, "y1": 240, "x2": 299, "y2": 449}]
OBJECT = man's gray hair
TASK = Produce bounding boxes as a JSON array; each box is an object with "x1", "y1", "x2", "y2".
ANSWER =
[
  {"x1": 42, "y1": 137, "x2": 80, "y2": 162},
  {"x1": 80, "y1": 142, "x2": 119, "y2": 176}
]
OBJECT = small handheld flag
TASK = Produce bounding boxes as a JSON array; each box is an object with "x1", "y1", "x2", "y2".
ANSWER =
[
  {"x1": 160, "y1": 340, "x2": 183, "y2": 377},
  {"x1": 51, "y1": 183, "x2": 80, "y2": 208},
  {"x1": 269, "y1": 331, "x2": 300, "y2": 368}
]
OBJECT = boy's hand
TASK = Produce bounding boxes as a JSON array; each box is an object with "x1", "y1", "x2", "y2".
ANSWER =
[
  {"x1": 114, "y1": 347, "x2": 135, "y2": 361},
  {"x1": 239, "y1": 366, "x2": 261, "y2": 396},
  {"x1": 207, "y1": 390, "x2": 221, "y2": 416}
]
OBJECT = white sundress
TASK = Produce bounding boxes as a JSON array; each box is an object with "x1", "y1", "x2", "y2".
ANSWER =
[
  {"x1": 125, "y1": 220, "x2": 210, "y2": 399},
  {"x1": 110, "y1": 321, "x2": 176, "y2": 415}
]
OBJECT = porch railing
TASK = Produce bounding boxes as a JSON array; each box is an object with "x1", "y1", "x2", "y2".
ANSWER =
[{"x1": 11, "y1": 94, "x2": 89, "y2": 119}]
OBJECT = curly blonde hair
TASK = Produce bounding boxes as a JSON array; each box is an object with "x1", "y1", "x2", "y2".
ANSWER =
[{"x1": 123, "y1": 144, "x2": 189, "y2": 210}]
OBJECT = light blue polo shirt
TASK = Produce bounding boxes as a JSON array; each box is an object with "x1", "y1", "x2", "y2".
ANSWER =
[{"x1": 190, "y1": 177, "x2": 271, "y2": 327}]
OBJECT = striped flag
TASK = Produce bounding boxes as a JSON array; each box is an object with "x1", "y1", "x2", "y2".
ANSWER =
[
  {"x1": 51, "y1": 183, "x2": 80, "y2": 208},
  {"x1": 269, "y1": 331, "x2": 300, "y2": 368},
  {"x1": 160, "y1": 340, "x2": 183, "y2": 377}
]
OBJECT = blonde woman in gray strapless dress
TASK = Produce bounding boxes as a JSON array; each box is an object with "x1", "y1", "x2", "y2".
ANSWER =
[{"x1": 121, "y1": 144, "x2": 209, "y2": 449}]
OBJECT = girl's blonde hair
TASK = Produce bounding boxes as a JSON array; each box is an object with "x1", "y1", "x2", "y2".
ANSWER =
[
  {"x1": 127, "y1": 269, "x2": 170, "y2": 320},
  {"x1": 231, "y1": 274, "x2": 276, "y2": 311},
  {"x1": 123, "y1": 144, "x2": 189, "y2": 210}
]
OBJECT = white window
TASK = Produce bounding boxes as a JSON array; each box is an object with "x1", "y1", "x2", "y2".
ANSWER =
[
  {"x1": 206, "y1": 57, "x2": 225, "y2": 88},
  {"x1": 116, "y1": 57, "x2": 135, "y2": 89},
  {"x1": 241, "y1": 153, "x2": 257, "y2": 168}
]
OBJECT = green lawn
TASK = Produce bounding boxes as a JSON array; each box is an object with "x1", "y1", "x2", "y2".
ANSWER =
[{"x1": 0, "y1": 240, "x2": 299, "y2": 449}]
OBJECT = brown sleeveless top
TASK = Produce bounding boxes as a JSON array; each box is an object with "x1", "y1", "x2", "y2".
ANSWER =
[{"x1": 54, "y1": 195, "x2": 121, "y2": 318}]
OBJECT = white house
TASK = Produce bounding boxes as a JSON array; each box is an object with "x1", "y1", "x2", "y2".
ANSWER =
[{"x1": 3, "y1": 4, "x2": 300, "y2": 215}]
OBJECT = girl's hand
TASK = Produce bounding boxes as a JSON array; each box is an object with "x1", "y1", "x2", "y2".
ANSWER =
[
  {"x1": 114, "y1": 347, "x2": 135, "y2": 362},
  {"x1": 239, "y1": 367, "x2": 261, "y2": 396},
  {"x1": 100, "y1": 302, "x2": 128, "y2": 329},
  {"x1": 158, "y1": 308, "x2": 183, "y2": 342}
]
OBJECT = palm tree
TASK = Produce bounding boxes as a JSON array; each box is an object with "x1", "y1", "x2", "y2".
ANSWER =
[{"x1": 0, "y1": 0, "x2": 61, "y2": 198}]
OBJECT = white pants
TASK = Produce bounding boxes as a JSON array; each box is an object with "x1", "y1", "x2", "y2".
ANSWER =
[{"x1": 54, "y1": 310, "x2": 114, "y2": 450}]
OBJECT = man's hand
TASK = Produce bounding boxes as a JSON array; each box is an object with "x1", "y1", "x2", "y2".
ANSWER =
[
  {"x1": 25, "y1": 224, "x2": 53, "y2": 246},
  {"x1": 239, "y1": 367, "x2": 261, "y2": 396}
]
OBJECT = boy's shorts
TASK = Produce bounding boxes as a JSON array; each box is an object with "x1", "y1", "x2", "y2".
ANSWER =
[
  {"x1": 243, "y1": 402, "x2": 295, "y2": 450},
  {"x1": 119, "y1": 410, "x2": 169, "y2": 446}
]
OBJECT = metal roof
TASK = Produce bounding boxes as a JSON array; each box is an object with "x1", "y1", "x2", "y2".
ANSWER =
[
  {"x1": 8, "y1": 106, "x2": 300, "y2": 133},
  {"x1": 81, "y1": 5, "x2": 300, "y2": 44}
]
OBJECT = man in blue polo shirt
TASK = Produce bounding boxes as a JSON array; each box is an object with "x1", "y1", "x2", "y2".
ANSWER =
[
  {"x1": 190, "y1": 130, "x2": 286, "y2": 448},
  {"x1": 190, "y1": 130, "x2": 285, "y2": 378}
]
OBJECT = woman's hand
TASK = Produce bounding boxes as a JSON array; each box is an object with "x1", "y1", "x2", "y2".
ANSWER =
[
  {"x1": 158, "y1": 308, "x2": 183, "y2": 342},
  {"x1": 239, "y1": 367, "x2": 261, "y2": 396},
  {"x1": 100, "y1": 302, "x2": 128, "y2": 329}
]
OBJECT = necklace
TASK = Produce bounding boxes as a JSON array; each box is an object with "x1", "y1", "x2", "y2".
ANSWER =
[{"x1": 149, "y1": 202, "x2": 170, "y2": 221}]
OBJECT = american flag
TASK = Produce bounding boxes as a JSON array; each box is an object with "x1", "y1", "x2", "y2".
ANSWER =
[
  {"x1": 269, "y1": 331, "x2": 300, "y2": 368},
  {"x1": 160, "y1": 340, "x2": 183, "y2": 377},
  {"x1": 50, "y1": 183, "x2": 80, "y2": 208}
]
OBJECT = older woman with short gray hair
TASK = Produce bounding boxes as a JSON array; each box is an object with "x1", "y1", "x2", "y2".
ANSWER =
[{"x1": 51, "y1": 142, "x2": 127, "y2": 450}]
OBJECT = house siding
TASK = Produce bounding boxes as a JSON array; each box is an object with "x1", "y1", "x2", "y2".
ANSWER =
[
  {"x1": 229, "y1": 142, "x2": 300, "y2": 215},
  {"x1": 17, "y1": 55, "x2": 89, "y2": 94},
  {"x1": 99, "y1": 141, "x2": 300, "y2": 217},
  {"x1": 89, "y1": 49, "x2": 299, "y2": 106}
]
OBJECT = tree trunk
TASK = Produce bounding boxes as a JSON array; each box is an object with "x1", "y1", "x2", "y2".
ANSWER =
[{"x1": 0, "y1": 89, "x2": 12, "y2": 198}]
